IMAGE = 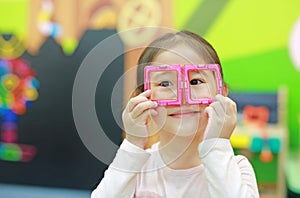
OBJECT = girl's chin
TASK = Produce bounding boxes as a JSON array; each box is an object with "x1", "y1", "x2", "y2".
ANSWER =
[{"x1": 163, "y1": 127, "x2": 201, "y2": 137}]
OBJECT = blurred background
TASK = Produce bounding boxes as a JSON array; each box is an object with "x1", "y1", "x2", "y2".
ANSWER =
[{"x1": 0, "y1": 0, "x2": 299, "y2": 197}]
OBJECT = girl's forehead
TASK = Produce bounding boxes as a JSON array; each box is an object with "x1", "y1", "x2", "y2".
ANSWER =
[
  {"x1": 150, "y1": 70, "x2": 177, "y2": 78},
  {"x1": 152, "y1": 45, "x2": 206, "y2": 65}
]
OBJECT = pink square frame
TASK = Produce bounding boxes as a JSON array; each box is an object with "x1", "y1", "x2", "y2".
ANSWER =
[
  {"x1": 144, "y1": 64, "x2": 223, "y2": 106},
  {"x1": 144, "y1": 65, "x2": 182, "y2": 106},
  {"x1": 184, "y1": 64, "x2": 223, "y2": 105}
]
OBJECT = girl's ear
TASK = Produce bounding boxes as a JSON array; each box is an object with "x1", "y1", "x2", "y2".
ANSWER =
[{"x1": 222, "y1": 84, "x2": 228, "y2": 96}]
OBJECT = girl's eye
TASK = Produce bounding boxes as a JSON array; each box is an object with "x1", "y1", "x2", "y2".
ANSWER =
[
  {"x1": 159, "y1": 81, "x2": 173, "y2": 87},
  {"x1": 190, "y1": 79, "x2": 204, "y2": 85}
]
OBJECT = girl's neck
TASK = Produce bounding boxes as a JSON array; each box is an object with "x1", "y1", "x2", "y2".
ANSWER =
[{"x1": 158, "y1": 131, "x2": 201, "y2": 170}]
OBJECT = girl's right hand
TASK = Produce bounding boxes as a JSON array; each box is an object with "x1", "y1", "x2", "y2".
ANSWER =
[
  {"x1": 202, "y1": 94, "x2": 237, "y2": 140},
  {"x1": 122, "y1": 90, "x2": 158, "y2": 149}
]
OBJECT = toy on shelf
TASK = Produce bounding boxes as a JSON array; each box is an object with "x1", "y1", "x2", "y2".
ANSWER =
[
  {"x1": 0, "y1": 58, "x2": 39, "y2": 162},
  {"x1": 229, "y1": 87, "x2": 288, "y2": 197},
  {"x1": 243, "y1": 105, "x2": 281, "y2": 163}
]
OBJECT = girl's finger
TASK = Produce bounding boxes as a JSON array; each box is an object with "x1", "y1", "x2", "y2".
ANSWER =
[
  {"x1": 226, "y1": 97, "x2": 237, "y2": 115},
  {"x1": 134, "y1": 109, "x2": 156, "y2": 125},
  {"x1": 139, "y1": 89, "x2": 152, "y2": 97},
  {"x1": 127, "y1": 90, "x2": 152, "y2": 112},
  {"x1": 214, "y1": 94, "x2": 226, "y2": 109},
  {"x1": 131, "y1": 100, "x2": 158, "y2": 119},
  {"x1": 209, "y1": 101, "x2": 224, "y2": 118},
  {"x1": 204, "y1": 106, "x2": 216, "y2": 119}
]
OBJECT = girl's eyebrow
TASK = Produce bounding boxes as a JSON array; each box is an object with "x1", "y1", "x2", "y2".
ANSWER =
[{"x1": 189, "y1": 70, "x2": 211, "y2": 78}]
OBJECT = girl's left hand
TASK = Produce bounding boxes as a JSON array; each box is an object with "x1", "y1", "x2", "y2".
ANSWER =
[{"x1": 202, "y1": 94, "x2": 237, "y2": 140}]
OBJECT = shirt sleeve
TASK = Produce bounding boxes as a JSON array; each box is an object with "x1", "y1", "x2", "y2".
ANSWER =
[
  {"x1": 91, "y1": 139, "x2": 151, "y2": 198},
  {"x1": 198, "y1": 138, "x2": 260, "y2": 198}
]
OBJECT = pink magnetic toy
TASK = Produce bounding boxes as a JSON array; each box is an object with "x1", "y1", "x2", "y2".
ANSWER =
[{"x1": 144, "y1": 64, "x2": 223, "y2": 106}]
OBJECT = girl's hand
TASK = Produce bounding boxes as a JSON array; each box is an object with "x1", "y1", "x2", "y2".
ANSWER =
[
  {"x1": 202, "y1": 94, "x2": 237, "y2": 140},
  {"x1": 122, "y1": 90, "x2": 158, "y2": 149}
]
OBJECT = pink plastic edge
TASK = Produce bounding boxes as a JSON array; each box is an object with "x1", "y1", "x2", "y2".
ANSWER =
[
  {"x1": 184, "y1": 64, "x2": 223, "y2": 105},
  {"x1": 144, "y1": 65, "x2": 182, "y2": 106}
]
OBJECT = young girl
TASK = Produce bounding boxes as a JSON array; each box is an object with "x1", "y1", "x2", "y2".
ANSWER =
[{"x1": 91, "y1": 30, "x2": 259, "y2": 198}]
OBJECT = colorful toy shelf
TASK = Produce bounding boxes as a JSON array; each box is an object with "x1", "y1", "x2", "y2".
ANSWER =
[
  {"x1": 229, "y1": 87, "x2": 288, "y2": 197},
  {"x1": 231, "y1": 124, "x2": 287, "y2": 197}
]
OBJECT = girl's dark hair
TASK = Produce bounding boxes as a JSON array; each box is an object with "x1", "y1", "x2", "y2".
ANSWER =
[{"x1": 135, "y1": 30, "x2": 224, "y2": 95}]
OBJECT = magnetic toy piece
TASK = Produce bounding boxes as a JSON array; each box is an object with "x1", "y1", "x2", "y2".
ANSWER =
[
  {"x1": 144, "y1": 64, "x2": 223, "y2": 106},
  {"x1": 144, "y1": 65, "x2": 182, "y2": 106},
  {"x1": 184, "y1": 64, "x2": 223, "y2": 104}
]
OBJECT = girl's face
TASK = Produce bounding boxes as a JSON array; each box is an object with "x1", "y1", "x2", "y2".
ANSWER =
[{"x1": 150, "y1": 44, "x2": 218, "y2": 138}]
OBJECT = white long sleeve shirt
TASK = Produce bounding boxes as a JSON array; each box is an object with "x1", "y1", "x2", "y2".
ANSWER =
[{"x1": 91, "y1": 138, "x2": 259, "y2": 198}]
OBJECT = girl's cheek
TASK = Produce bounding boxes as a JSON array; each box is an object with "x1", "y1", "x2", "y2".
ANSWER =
[{"x1": 151, "y1": 106, "x2": 167, "y2": 127}]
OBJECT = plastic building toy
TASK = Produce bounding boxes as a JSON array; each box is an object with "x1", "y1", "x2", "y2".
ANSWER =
[{"x1": 144, "y1": 64, "x2": 223, "y2": 106}]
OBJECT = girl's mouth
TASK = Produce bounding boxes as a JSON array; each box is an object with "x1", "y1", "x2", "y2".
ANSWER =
[{"x1": 168, "y1": 110, "x2": 201, "y2": 118}]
